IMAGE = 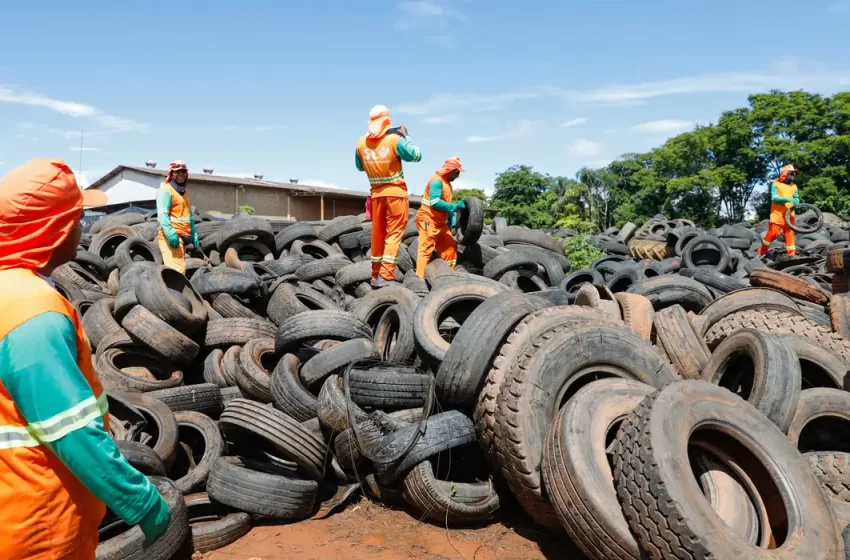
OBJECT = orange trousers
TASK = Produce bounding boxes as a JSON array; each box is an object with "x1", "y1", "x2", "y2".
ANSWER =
[
  {"x1": 758, "y1": 220, "x2": 795, "y2": 256},
  {"x1": 371, "y1": 196, "x2": 409, "y2": 280},
  {"x1": 415, "y1": 215, "x2": 457, "y2": 278}
]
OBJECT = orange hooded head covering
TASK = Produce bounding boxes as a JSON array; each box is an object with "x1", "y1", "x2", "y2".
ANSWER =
[
  {"x1": 0, "y1": 159, "x2": 106, "y2": 271},
  {"x1": 166, "y1": 160, "x2": 189, "y2": 184},
  {"x1": 436, "y1": 157, "x2": 465, "y2": 177},
  {"x1": 778, "y1": 164, "x2": 800, "y2": 182},
  {"x1": 367, "y1": 105, "x2": 392, "y2": 139}
]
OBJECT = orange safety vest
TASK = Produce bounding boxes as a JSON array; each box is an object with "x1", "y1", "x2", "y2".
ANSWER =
[
  {"x1": 356, "y1": 135, "x2": 407, "y2": 198},
  {"x1": 0, "y1": 268, "x2": 107, "y2": 559},
  {"x1": 770, "y1": 181, "x2": 797, "y2": 226},
  {"x1": 158, "y1": 182, "x2": 193, "y2": 237},
  {"x1": 417, "y1": 174, "x2": 453, "y2": 228}
]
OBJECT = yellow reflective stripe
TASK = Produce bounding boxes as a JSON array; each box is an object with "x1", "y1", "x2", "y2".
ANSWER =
[
  {"x1": 368, "y1": 171, "x2": 405, "y2": 185},
  {"x1": 761, "y1": 240, "x2": 771, "y2": 246},
  {"x1": 381, "y1": 256, "x2": 398, "y2": 263},
  {"x1": 170, "y1": 217, "x2": 192, "y2": 223},
  {"x1": 0, "y1": 394, "x2": 108, "y2": 449},
  {"x1": 0, "y1": 425, "x2": 39, "y2": 450},
  {"x1": 369, "y1": 255, "x2": 382, "y2": 262},
  {"x1": 786, "y1": 246, "x2": 795, "y2": 250}
]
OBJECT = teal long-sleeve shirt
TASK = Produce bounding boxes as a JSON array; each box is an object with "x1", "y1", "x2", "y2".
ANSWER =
[
  {"x1": 0, "y1": 311, "x2": 164, "y2": 527},
  {"x1": 156, "y1": 186, "x2": 198, "y2": 241},
  {"x1": 770, "y1": 183, "x2": 800, "y2": 205},
  {"x1": 354, "y1": 135, "x2": 422, "y2": 171},
  {"x1": 427, "y1": 178, "x2": 457, "y2": 214}
]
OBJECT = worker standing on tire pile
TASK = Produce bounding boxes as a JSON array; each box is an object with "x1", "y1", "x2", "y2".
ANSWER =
[
  {"x1": 156, "y1": 160, "x2": 200, "y2": 274},
  {"x1": 0, "y1": 159, "x2": 171, "y2": 559},
  {"x1": 758, "y1": 164, "x2": 801, "y2": 258},
  {"x1": 355, "y1": 105, "x2": 422, "y2": 287},
  {"x1": 415, "y1": 157, "x2": 466, "y2": 278}
]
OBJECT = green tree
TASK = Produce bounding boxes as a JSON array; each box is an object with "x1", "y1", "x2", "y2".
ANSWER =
[
  {"x1": 491, "y1": 165, "x2": 557, "y2": 228},
  {"x1": 238, "y1": 204, "x2": 256, "y2": 215},
  {"x1": 452, "y1": 188, "x2": 487, "y2": 202},
  {"x1": 563, "y1": 235, "x2": 605, "y2": 270}
]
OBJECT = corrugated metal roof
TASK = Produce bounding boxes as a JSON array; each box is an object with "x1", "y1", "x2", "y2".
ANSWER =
[{"x1": 86, "y1": 165, "x2": 423, "y2": 203}]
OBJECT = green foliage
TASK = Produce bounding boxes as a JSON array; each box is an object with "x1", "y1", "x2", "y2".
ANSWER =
[
  {"x1": 238, "y1": 204, "x2": 256, "y2": 215},
  {"x1": 563, "y1": 235, "x2": 605, "y2": 271},
  {"x1": 452, "y1": 188, "x2": 487, "y2": 201}
]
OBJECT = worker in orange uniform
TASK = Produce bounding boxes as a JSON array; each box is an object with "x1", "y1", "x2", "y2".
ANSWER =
[
  {"x1": 758, "y1": 164, "x2": 801, "y2": 258},
  {"x1": 355, "y1": 105, "x2": 422, "y2": 287},
  {"x1": 0, "y1": 159, "x2": 171, "y2": 559},
  {"x1": 156, "y1": 160, "x2": 200, "y2": 274},
  {"x1": 415, "y1": 157, "x2": 466, "y2": 278}
]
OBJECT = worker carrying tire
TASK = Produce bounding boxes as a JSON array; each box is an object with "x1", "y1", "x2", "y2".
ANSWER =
[
  {"x1": 758, "y1": 164, "x2": 801, "y2": 258},
  {"x1": 0, "y1": 159, "x2": 171, "y2": 559},
  {"x1": 156, "y1": 160, "x2": 200, "y2": 274},
  {"x1": 355, "y1": 105, "x2": 422, "y2": 287},
  {"x1": 415, "y1": 157, "x2": 466, "y2": 278}
]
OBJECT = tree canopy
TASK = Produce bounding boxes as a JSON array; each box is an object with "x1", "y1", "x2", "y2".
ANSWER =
[{"x1": 485, "y1": 91, "x2": 850, "y2": 229}]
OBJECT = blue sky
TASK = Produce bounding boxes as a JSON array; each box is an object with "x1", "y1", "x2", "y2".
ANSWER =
[{"x1": 1, "y1": 0, "x2": 849, "y2": 198}]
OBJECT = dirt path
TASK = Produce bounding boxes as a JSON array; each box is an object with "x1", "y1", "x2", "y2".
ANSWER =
[{"x1": 203, "y1": 497, "x2": 586, "y2": 560}]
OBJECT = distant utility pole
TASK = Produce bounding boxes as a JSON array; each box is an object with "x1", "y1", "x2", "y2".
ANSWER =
[{"x1": 78, "y1": 129, "x2": 84, "y2": 182}]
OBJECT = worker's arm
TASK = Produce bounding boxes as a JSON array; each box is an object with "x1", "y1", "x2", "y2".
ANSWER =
[
  {"x1": 155, "y1": 190, "x2": 178, "y2": 240},
  {"x1": 770, "y1": 183, "x2": 795, "y2": 204},
  {"x1": 427, "y1": 179, "x2": 457, "y2": 213},
  {"x1": 396, "y1": 137, "x2": 422, "y2": 163},
  {"x1": 355, "y1": 150, "x2": 364, "y2": 172},
  {"x1": 187, "y1": 202, "x2": 200, "y2": 247},
  {"x1": 0, "y1": 312, "x2": 170, "y2": 540},
  {"x1": 793, "y1": 188, "x2": 800, "y2": 206}
]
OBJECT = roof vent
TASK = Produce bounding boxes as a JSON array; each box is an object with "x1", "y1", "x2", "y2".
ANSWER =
[
  {"x1": 203, "y1": 167, "x2": 214, "y2": 175},
  {"x1": 254, "y1": 173, "x2": 264, "y2": 180},
  {"x1": 145, "y1": 160, "x2": 157, "y2": 168},
  {"x1": 290, "y1": 177, "x2": 299, "y2": 184}
]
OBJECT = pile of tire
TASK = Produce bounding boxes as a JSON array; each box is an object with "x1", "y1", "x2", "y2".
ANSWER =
[{"x1": 61, "y1": 204, "x2": 850, "y2": 559}]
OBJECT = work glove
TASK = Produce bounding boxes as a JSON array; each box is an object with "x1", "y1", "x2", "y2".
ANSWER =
[
  {"x1": 450, "y1": 212, "x2": 458, "y2": 229},
  {"x1": 192, "y1": 233, "x2": 201, "y2": 248},
  {"x1": 456, "y1": 199, "x2": 467, "y2": 210},
  {"x1": 138, "y1": 493, "x2": 171, "y2": 543},
  {"x1": 166, "y1": 231, "x2": 180, "y2": 249}
]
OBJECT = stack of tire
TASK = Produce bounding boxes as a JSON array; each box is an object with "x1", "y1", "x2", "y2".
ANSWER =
[{"x1": 64, "y1": 203, "x2": 850, "y2": 559}]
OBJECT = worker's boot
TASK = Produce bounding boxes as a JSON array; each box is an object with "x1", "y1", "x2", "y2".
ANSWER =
[{"x1": 372, "y1": 277, "x2": 394, "y2": 289}]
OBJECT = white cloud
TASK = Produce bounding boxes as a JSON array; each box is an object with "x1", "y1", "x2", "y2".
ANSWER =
[
  {"x1": 16, "y1": 134, "x2": 38, "y2": 141},
  {"x1": 828, "y1": 0, "x2": 850, "y2": 11},
  {"x1": 71, "y1": 146, "x2": 102, "y2": 152},
  {"x1": 255, "y1": 125, "x2": 277, "y2": 131},
  {"x1": 301, "y1": 178, "x2": 345, "y2": 190},
  {"x1": 561, "y1": 117, "x2": 587, "y2": 128},
  {"x1": 396, "y1": 1, "x2": 465, "y2": 32},
  {"x1": 0, "y1": 86, "x2": 146, "y2": 134},
  {"x1": 422, "y1": 115, "x2": 454, "y2": 125},
  {"x1": 567, "y1": 138, "x2": 605, "y2": 159},
  {"x1": 466, "y1": 120, "x2": 534, "y2": 143},
  {"x1": 632, "y1": 119, "x2": 693, "y2": 134},
  {"x1": 397, "y1": 92, "x2": 541, "y2": 116}
]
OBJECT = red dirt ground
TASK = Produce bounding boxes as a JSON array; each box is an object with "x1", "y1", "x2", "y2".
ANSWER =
[{"x1": 203, "y1": 496, "x2": 587, "y2": 560}]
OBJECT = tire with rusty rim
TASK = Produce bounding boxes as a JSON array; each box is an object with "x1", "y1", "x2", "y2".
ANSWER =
[
  {"x1": 612, "y1": 380, "x2": 842, "y2": 560},
  {"x1": 750, "y1": 268, "x2": 830, "y2": 304},
  {"x1": 614, "y1": 292, "x2": 654, "y2": 340}
]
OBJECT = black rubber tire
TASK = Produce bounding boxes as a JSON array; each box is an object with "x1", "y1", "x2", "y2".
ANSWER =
[
  {"x1": 206, "y1": 456, "x2": 318, "y2": 520},
  {"x1": 696, "y1": 287, "x2": 802, "y2": 336},
  {"x1": 113, "y1": 287, "x2": 138, "y2": 323},
  {"x1": 209, "y1": 292, "x2": 263, "y2": 320},
  {"x1": 456, "y1": 197, "x2": 484, "y2": 246},
  {"x1": 654, "y1": 304, "x2": 710, "y2": 380},
  {"x1": 541, "y1": 379, "x2": 654, "y2": 559},
  {"x1": 114, "y1": 391, "x2": 179, "y2": 468},
  {"x1": 264, "y1": 255, "x2": 314, "y2": 277},
  {"x1": 334, "y1": 261, "x2": 371, "y2": 288},
  {"x1": 413, "y1": 281, "x2": 503, "y2": 367},
  {"x1": 402, "y1": 459, "x2": 499, "y2": 526},
  {"x1": 120, "y1": 306, "x2": 199, "y2": 366},
  {"x1": 191, "y1": 269, "x2": 262, "y2": 300},
  {"x1": 184, "y1": 493, "x2": 252, "y2": 553},
  {"x1": 294, "y1": 256, "x2": 352, "y2": 282},
  {"x1": 500, "y1": 227, "x2": 563, "y2": 254},
  {"x1": 83, "y1": 298, "x2": 123, "y2": 350},
  {"x1": 777, "y1": 334, "x2": 849, "y2": 390},
  {"x1": 611, "y1": 380, "x2": 841, "y2": 560},
  {"x1": 483, "y1": 250, "x2": 565, "y2": 287},
  {"x1": 220, "y1": 386, "x2": 243, "y2": 406},
  {"x1": 786, "y1": 203, "x2": 824, "y2": 234},
  {"x1": 203, "y1": 349, "x2": 229, "y2": 388},
  {"x1": 627, "y1": 275, "x2": 714, "y2": 313},
  {"x1": 118, "y1": 261, "x2": 159, "y2": 291},
  {"x1": 372, "y1": 303, "x2": 417, "y2": 362},
  {"x1": 53, "y1": 261, "x2": 109, "y2": 293},
  {"x1": 291, "y1": 239, "x2": 342, "y2": 259},
  {"x1": 804, "y1": 452, "x2": 850, "y2": 503},
  {"x1": 75, "y1": 249, "x2": 110, "y2": 280},
  {"x1": 300, "y1": 338, "x2": 379, "y2": 390},
  {"x1": 436, "y1": 291, "x2": 555, "y2": 410},
  {"x1": 220, "y1": 346, "x2": 243, "y2": 388},
  {"x1": 348, "y1": 366, "x2": 430, "y2": 411},
  {"x1": 270, "y1": 353, "x2": 318, "y2": 422},
  {"x1": 701, "y1": 329, "x2": 801, "y2": 432},
  {"x1": 219, "y1": 399, "x2": 328, "y2": 481},
  {"x1": 274, "y1": 310, "x2": 372, "y2": 356},
  {"x1": 146, "y1": 384, "x2": 223, "y2": 418},
  {"x1": 95, "y1": 347, "x2": 184, "y2": 393},
  {"x1": 371, "y1": 410, "x2": 477, "y2": 484},
  {"x1": 318, "y1": 215, "x2": 362, "y2": 243},
  {"x1": 275, "y1": 223, "x2": 318, "y2": 253},
  {"x1": 235, "y1": 338, "x2": 277, "y2": 403},
  {"x1": 95, "y1": 477, "x2": 189, "y2": 560},
  {"x1": 90, "y1": 225, "x2": 137, "y2": 261},
  {"x1": 115, "y1": 440, "x2": 167, "y2": 476},
  {"x1": 215, "y1": 217, "x2": 275, "y2": 253},
  {"x1": 497, "y1": 324, "x2": 679, "y2": 529},
  {"x1": 203, "y1": 318, "x2": 277, "y2": 349},
  {"x1": 787, "y1": 388, "x2": 850, "y2": 454},
  {"x1": 267, "y1": 283, "x2": 312, "y2": 324},
  {"x1": 678, "y1": 268, "x2": 749, "y2": 293},
  {"x1": 561, "y1": 269, "x2": 604, "y2": 294},
  {"x1": 136, "y1": 266, "x2": 207, "y2": 335},
  {"x1": 604, "y1": 267, "x2": 647, "y2": 293},
  {"x1": 682, "y1": 234, "x2": 731, "y2": 272},
  {"x1": 112, "y1": 238, "x2": 162, "y2": 270},
  {"x1": 169, "y1": 411, "x2": 226, "y2": 494},
  {"x1": 353, "y1": 284, "x2": 419, "y2": 331}
]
